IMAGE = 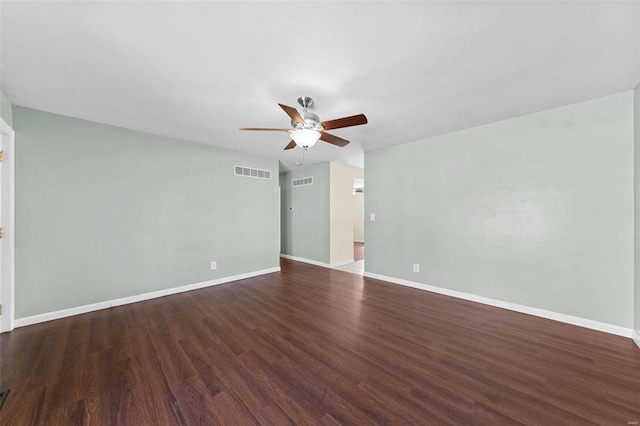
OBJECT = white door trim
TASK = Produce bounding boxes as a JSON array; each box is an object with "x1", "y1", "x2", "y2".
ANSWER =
[{"x1": 0, "y1": 118, "x2": 15, "y2": 333}]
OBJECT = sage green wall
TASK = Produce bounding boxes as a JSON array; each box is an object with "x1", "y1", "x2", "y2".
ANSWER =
[
  {"x1": 365, "y1": 91, "x2": 634, "y2": 328},
  {"x1": 280, "y1": 163, "x2": 330, "y2": 264},
  {"x1": 635, "y1": 82, "x2": 640, "y2": 332},
  {"x1": 13, "y1": 106, "x2": 280, "y2": 318},
  {"x1": 0, "y1": 91, "x2": 12, "y2": 126}
]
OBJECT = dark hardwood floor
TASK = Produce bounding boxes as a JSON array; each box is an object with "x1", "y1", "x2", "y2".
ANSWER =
[
  {"x1": 354, "y1": 242, "x2": 364, "y2": 262},
  {"x1": 1, "y1": 258, "x2": 639, "y2": 425}
]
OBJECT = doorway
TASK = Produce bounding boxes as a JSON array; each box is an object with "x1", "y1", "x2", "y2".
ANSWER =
[
  {"x1": 335, "y1": 177, "x2": 365, "y2": 275},
  {"x1": 0, "y1": 118, "x2": 15, "y2": 333},
  {"x1": 353, "y1": 177, "x2": 364, "y2": 260}
]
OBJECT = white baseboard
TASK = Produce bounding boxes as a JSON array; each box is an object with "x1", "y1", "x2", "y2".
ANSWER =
[
  {"x1": 354, "y1": 240, "x2": 364, "y2": 243},
  {"x1": 280, "y1": 254, "x2": 356, "y2": 269},
  {"x1": 280, "y1": 254, "x2": 331, "y2": 268},
  {"x1": 14, "y1": 267, "x2": 281, "y2": 328},
  {"x1": 363, "y1": 272, "x2": 634, "y2": 339},
  {"x1": 633, "y1": 330, "x2": 640, "y2": 349}
]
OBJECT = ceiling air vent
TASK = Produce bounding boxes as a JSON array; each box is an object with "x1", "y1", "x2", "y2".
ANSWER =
[
  {"x1": 292, "y1": 176, "x2": 313, "y2": 187},
  {"x1": 234, "y1": 165, "x2": 272, "y2": 180}
]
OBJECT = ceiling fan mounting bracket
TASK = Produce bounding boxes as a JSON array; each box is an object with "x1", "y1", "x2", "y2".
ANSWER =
[{"x1": 297, "y1": 96, "x2": 314, "y2": 110}]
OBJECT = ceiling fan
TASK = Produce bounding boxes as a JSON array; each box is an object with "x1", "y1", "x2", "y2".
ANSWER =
[{"x1": 240, "y1": 97, "x2": 368, "y2": 150}]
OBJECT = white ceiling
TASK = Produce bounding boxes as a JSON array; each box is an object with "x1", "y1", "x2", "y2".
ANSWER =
[{"x1": 1, "y1": 1, "x2": 639, "y2": 172}]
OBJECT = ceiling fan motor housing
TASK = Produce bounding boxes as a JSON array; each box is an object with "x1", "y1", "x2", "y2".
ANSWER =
[
  {"x1": 292, "y1": 97, "x2": 323, "y2": 130},
  {"x1": 292, "y1": 111, "x2": 323, "y2": 131}
]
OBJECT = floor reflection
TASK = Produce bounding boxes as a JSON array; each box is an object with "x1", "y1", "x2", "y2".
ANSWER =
[{"x1": 334, "y1": 260, "x2": 364, "y2": 275}]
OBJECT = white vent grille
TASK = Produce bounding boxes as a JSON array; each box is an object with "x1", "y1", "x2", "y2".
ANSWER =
[
  {"x1": 292, "y1": 176, "x2": 313, "y2": 187},
  {"x1": 234, "y1": 165, "x2": 272, "y2": 180}
]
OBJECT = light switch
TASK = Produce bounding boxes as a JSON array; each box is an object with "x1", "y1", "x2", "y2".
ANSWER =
[{"x1": 370, "y1": 213, "x2": 376, "y2": 221}]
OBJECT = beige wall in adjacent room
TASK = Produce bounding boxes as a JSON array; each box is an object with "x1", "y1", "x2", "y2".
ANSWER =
[
  {"x1": 353, "y1": 191, "x2": 365, "y2": 242},
  {"x1": 330, "y1": 162, "x2": 363, "y2": 264}
]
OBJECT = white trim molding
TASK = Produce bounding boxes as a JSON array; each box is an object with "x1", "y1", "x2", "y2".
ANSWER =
[
  {"x1": 280, "y1": 254, "x2": 331, "y2": 268},
  {"x1": 354, "y1": 240, "x2": 365, "y2": 243},
  {"x1": 279, "y1": 254, "x2": 354, "y2": 269},
  {"x1": 0, "y1": 118, "x2": 15, "y2": 333},
  {"x1": 633, "y1": 330, "x2": 640, "y2": 350},
  {"x1": 15, "y1": 267, "x2": 280, "y2": 328},
  {"x1": 363, "y1": 272, "x2": 634, "y2": 339}
]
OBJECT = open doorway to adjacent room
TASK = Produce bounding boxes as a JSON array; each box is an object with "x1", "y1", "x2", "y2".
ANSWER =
[{"x1": 335, "y1": 178, "x2": 365, "y2": 275}]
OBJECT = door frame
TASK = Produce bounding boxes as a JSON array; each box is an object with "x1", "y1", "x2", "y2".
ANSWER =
[{"x1": 1, "y1": 118, "x2": 15, "y2": 332}]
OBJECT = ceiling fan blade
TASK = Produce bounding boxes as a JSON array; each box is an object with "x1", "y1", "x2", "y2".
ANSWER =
[
  {"x1": 278, "y1": 103, "x2": 305, "y2": 124},
  {"x1": 320, "y1": 132, "x2": 350, "y2": 147},
  {"x1": 239, "y1": 127, "x2": 291, "y2": 132},
  {"x1": 284, "y1": 140, "x2": 297, "y2": 150},
  {"x1": 320, "y1": 114, "x2": 368, "y2": 131}
]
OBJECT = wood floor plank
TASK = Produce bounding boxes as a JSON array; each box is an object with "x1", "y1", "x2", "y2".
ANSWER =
[
  {"x1": 147, "y1": 329, "x2": 197, "y2": 387},
  {"x1": 1, "y1": 257, "x2": 639, "y2": 425},
  {"x1": 207, "y1": 341, "x2": 276, "y2": 411},
  {"x1": 253, "y1": 402, "x2": 297, "y2": 425},
  {"x1": 124, "y1": 327, "x2": 188, "y2": 425},
  {"x1": 178, "y1": 335, "x2": 225, "y2": 398},
  {"x1": 207, "y1": 390, "x2": 262, "y2": 424}
]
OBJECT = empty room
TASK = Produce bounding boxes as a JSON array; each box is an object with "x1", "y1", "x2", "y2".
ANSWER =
[{"x1": 1, "y1": 1, "x2": 639, "y2": 424}]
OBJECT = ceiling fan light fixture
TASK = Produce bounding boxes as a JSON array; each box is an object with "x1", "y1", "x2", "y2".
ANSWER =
[
  {"x1": 291, "y1": 129, "x2": 320, "y2": 149},
  {"x1": 240, "y1": 97, "x2": 366, "y2": 150}
]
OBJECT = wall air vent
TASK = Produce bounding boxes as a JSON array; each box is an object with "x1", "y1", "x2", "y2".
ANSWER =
[
  {"x1": 292, "y1": 176, "x2": 313, "y2": 187},
  {"x1": 234, "y1": 166, "x2": 272, "y2": 180}
]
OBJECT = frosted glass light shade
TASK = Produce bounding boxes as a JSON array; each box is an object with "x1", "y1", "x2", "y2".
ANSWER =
[{"x1": 291, "y1": 129, "x2": 320, "y2": 148}]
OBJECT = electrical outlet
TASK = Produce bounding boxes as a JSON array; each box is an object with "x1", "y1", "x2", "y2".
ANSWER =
[
  {"x1": 210, "y1": 261, "x2": 217, "y2": 270},
  {"x1": 413, "y1": 263, "x2": 420, "y2": 273}
]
